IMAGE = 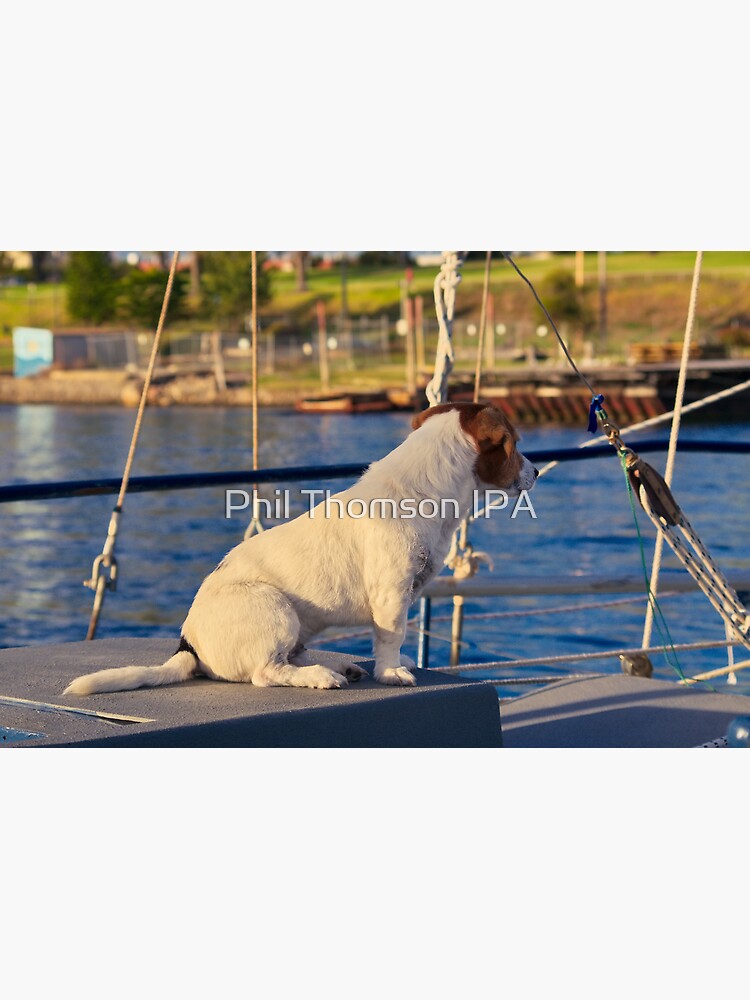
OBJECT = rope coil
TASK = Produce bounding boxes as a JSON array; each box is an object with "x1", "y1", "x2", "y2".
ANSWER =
[{"x1": 425, "y1": 252, "x2": 463, "y2": 407}]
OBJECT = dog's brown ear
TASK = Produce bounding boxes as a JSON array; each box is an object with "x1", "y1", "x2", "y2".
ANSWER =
[{"x1": 460, "y1": 405, "x2": 517, "y2": 456}]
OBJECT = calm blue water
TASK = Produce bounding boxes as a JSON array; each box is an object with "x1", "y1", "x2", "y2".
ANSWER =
[{"x1": 2, "y1": 404, "x2": 750, "y2": 697}]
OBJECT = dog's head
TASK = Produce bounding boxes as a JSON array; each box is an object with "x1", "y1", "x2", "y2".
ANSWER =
[{"x1": 411, "y1": 402, "x2": 538, "y2": 495}]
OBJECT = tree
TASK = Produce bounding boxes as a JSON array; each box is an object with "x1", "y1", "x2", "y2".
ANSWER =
[
  {"x1": 30, "y1": 251, "x2": 51, "y2": 282},
  {"x1": 290, "y1": 251, "x2": 309, "y2": 291},
  {"x1": 537, "y1": 268, "x2": 593, "y2": 332},
  {"x1": 65, "y1": 252, "x2": 119, "y2": 324},
  {"x1": 189, "y1": 251, "x2": 201, "y2": 302},
  {"x1": 200, "y1": 252, "x2": 270, "y2": 330},
  {"x1": 118, "y1": 267, "x2": 188, "y2": 329}
]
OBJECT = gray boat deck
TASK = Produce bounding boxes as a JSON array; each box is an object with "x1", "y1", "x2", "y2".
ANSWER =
[
  {"x1": 0, "y1": 638, "x2": 503, "y2": 747},
  {"x1": 501, "y1": 673, "x2": 750, "y2": 747},
  {"x1": 2, "y1": 639, "x2": 748, "y2": 747}
]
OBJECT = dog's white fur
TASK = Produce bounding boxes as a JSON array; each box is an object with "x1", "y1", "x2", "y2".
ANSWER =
[{"x1": 64, "y1": 404, "x2": 536, "y2": 696}]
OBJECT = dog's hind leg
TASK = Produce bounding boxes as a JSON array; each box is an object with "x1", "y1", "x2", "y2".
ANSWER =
[
  {"x1": 253, "y1": 660, "x2": 348, "y2": 689},
  {"x1": 185, "y1": 582, "x2": 344, "y2": 690},
  {"x1": 290, "y1": 647, "x2": 368, "y2": 682}
]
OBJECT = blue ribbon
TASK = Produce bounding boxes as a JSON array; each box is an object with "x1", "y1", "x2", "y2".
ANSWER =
[{"x1": 587, "y1": 394, "x2": 605, "y2": 433}]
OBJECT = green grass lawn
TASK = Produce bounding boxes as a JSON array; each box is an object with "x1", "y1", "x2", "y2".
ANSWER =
[
  {"x1": 0, "y1": 282, "x2": 68, "y2": 331},
  {"x1": 2, "y1": 252, "x2": 750, "y2": 375},
  {"x1": 262, "y1": 252, "x2": 750, "y2": 325}
]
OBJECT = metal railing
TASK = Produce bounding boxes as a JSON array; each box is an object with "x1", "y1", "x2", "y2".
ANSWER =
[{"x1": 3, "y1": 439, "x2": 750, "y2": 504}]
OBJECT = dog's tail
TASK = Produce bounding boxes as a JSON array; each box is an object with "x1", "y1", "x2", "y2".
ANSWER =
[{"x1": 63, "y1": 638, "x2": 199, "y2": 696}]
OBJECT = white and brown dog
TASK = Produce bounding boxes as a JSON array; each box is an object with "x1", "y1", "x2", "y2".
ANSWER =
[{"x1": 64, "y1": 402, "x2": 537, "y2": 696}]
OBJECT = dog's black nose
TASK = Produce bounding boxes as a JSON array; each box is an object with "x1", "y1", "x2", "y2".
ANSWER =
[{"x1": 533, "y1": 467, "x2": 539, "y2": 479}]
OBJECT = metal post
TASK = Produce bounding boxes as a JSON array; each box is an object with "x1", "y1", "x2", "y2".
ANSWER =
[
  {"x1": 485, "y1": 294, "x2": 495, "y2": 372},
  {"x1": 316, "y1": 300, "x2": 330, "y2": 392},
  {"x1": 340, "y1": 254, "x2": 348, "y2": 322},
  {"x1": 405, "y1": 295, "x2": 416, "y2": 396},
  {"x1": 415, "y1": 294, "x2": 425, "y2": 374},
  {"x1": 265, "y1": 328, "x2": 276, "y2": 375},
  {"x1": 598, "y1": 250, "x2": 607, "y2": 355},
  {"x1": 450, "y1": 595, "x2": 464, "y2": 666},
  {"x1": 575, "y1": 250, "x2": 585, "y2": 288},
  {"x1": 340, "y1": 258, "x2": 354, "y2": 370},
  {"x1": 380, "y1": 314, "x2": 390, "y2": 360},
  {"x1": 417, "y1": 596, "x2": 431, "y2": 670},
  {"x1": 211, "y1": 330, "x2": 226, "y2": 392}
]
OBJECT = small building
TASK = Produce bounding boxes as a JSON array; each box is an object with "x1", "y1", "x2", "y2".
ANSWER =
[{"x1": 12, "y1": 327, "x2": 150, "y2": 377}]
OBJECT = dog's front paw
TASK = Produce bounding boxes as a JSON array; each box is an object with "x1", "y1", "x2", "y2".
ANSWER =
[
  {"x1": 399, "y1": 653, "x2": 416, "y2": 669},
  {"x1": 374, "y1": 666, "x2": 416, "y2": 687}
]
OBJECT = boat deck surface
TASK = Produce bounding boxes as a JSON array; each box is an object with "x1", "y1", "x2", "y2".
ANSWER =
[
  {"x1": 500, "y1": 673, "x2": 750, "y2": 747},
  {"x1": 0, "y1": 638, "x2": 502, "y2": 747},
  {"x1": 2, "y1": 639, "x2": 748, "y2": 747}
]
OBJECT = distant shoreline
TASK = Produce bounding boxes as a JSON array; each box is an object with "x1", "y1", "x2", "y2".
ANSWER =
[
  {"x1": 0, "y1": 372, "x2": 420, "y2": 409},
  {"x1": 0, "y1": 372, "x2": 310, "y2": 408}
]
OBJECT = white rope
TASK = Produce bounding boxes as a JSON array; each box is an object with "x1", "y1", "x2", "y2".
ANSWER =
[
  {"x1": 434, "y1": 637, "x2": 747, "y2": 673},
  {"x1": 423, "y1": 252, "x2": 480, "y2": 666},
  {"x1": 425, "y1": 252, "x2": 463, "y2": 406},
  {"x1": 679, "y1": 657, "x2": 750, "y2": 685},
  {"x1": 725, "y1": 619, "x2": 737, "y2": 685},
  {"x1": 642, "y1": 251, "x2": 703, "y2": 648}
]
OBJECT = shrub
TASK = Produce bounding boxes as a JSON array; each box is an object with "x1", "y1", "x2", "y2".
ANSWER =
[
  {"x1": 537, "y1": 268, "x2": 593, "y2": 331},
  {"x1": 118, "y1": 268, "x2": 188, "y2": 329},
  {"x1": 65, "y1": 252, "x2": 119, "y2": 324},
  {"x1": 199, "y1": 252, "x2": 270, "y2": 330}
]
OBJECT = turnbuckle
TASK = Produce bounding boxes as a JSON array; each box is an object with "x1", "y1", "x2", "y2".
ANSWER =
[
  {"x1": 84, "y1": 507, "x2": 121, "y2": 592},
  {"x1": 84, "y1": 551, "x2": 119, "y2": 592}
]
